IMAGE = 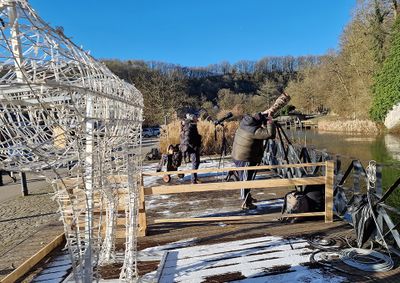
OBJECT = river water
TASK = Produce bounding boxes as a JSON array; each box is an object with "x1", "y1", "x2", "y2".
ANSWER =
[{"x1": 286, "y1": 129, "x2": 400, "y2": 209}]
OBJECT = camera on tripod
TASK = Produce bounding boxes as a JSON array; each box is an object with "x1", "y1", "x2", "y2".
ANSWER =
[
  {"x1": 214, "y1": 112, "x2": 233, "y2": 126},
  {"x1": 213, "y1": 112, "x2": 234, "y2": 168}
]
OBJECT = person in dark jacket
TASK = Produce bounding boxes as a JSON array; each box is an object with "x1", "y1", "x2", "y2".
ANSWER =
[
  {"x1": 232, "y1": 110, "x2": 276, "y2": 209},
  {"x1": 179, "y1": 113, "x2": 202, "y2": 184}
]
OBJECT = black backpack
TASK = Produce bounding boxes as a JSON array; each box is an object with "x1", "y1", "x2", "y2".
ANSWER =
[
  {"x1": 170, "y1": 144, "x2": 182, "y2": 169},
  {"x1": 304, "y1": 184, "x2": 325, "y2": 212},
  {"x1": 282, "y1": 191, "x2": 310, "y2": 214}
]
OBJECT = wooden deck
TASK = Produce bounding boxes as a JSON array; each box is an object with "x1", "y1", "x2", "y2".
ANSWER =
[
  {"x1": 129, "y1": 182, "x2": 400, "y2": 282},
  {"x1": 20, "y1": 162, "x2": 400, "y2": 282}
]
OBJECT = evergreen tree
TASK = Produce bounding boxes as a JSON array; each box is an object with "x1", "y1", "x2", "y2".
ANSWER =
[{"x1": 370, "y1": 18, "x2": 400, "y2": 121}]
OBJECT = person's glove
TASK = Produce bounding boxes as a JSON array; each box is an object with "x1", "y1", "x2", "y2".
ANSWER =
[{"x1": 267, "y1": 114, "x2": 273, "y2": 125}]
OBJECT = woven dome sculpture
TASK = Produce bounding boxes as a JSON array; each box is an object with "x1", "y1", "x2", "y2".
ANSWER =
[{"x1": 0, "y1": 0, "x2": 143, "y2": 281}]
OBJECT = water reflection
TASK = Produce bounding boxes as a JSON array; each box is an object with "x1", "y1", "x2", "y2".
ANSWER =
[
  {"x1": 385, "y1": 134, "x2": 400, "y2": 162},
  {"x1": 286, "y1": 129, "x2": 380, "y2": 163},
  {"x1": 286, "y1": 129, "x2": 400, "y2": 209}
]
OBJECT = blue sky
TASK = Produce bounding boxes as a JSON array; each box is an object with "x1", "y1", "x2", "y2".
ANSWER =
[{"x1": 30, "y1": 0, "x2": 356, "y2": 67}]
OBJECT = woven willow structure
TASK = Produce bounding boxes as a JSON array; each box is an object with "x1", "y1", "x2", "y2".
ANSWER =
[{"x1": 0, "y1": 0, "x2": 143, "y2": 281}]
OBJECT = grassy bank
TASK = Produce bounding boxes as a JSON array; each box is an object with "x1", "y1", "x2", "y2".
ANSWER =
[{"x1": 311, "y1": 116, "x2": 381, "y2": 134}]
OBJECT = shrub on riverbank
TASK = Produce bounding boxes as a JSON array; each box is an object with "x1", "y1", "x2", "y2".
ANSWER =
[
  {"x1": 159, "y1": 120, "x2": 239, "y2": 155},
  {"x1": 370, "y1": 18, "x2": 400, "y2": 122},
  {"x1": 317, "y1": 118, "x2": 379, "y2": 134}
]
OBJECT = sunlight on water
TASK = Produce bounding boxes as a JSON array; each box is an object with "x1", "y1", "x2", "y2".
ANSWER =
[{"x1": 286, "y1": 129, "x2": 400, "y2": 210}]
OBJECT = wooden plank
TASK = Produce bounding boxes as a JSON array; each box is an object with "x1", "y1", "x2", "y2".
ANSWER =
[
  {"x1": 106, "y1": 175, "x2": 128, "y2": 183},
  {"x1": 282, "y1": 212, "x2": 325, "y2": 218},
  {"x1": 138, "y1": 174, "x2": 147, "y2": 237},
  {"x1": 56, "y1": 176, "x2": 129, "y2": 190},
  {"x1": 94, "y1": 210, "x2": 326, "y2": 227},
  {"x1": 116, "y1": 217, "x2": 126, "y2": 226},
  {"x1": 153, "y1": 212, "x2": 326, "y2": 223},
  {"x1": 143, "y1": 162, "x2": 326, "y2": 177},
  {"x1": 154, "y1": 215, "x2": 267, "y2": 223},
  {"x1": 144, "y1": 176, "x2": 326, "y2": 196},
  {"x1": 325, "y1": 160, "x2": 334, "y2": 223},
  {"x1": 115, "y1": 230, "x2": 128, "y2": 239},
  {"x1": 1, "y1": 233, "x2": 65, "y2": 283}
]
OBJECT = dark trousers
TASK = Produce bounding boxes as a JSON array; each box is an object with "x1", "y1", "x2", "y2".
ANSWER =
[
  {"x1": 190, "y1": 150, "x2": 200, "y2": 182},
  {"x1": 157, "y1": 154, "x2": 176, "y2": 172},
  {"x1": 233, "y1": 160, "x2": 257, "y2": 200}
]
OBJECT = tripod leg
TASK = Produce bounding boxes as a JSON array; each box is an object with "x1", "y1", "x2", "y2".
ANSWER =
[{"x1": 218, "y1": 137, "x2": 227, "y2": 169}]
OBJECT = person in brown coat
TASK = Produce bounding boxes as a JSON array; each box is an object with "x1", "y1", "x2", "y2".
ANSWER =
[
  {"x1": 232, "y1": 91, "x2": 290, "y2": 209},
  {"x1": 232, "y1": 111, "x2": 276, "y2": 209}
]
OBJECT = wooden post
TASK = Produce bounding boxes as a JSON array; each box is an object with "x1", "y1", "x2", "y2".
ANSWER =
[
  {"x1": 20, "y1": 172, "x2": 28, "y2": 196},
  {"x1": 138, "y1": 174, "x2": 147, "y2": 237},
  {"x1": 324, "y1": 160, "x2": 334, "y2": 223}
]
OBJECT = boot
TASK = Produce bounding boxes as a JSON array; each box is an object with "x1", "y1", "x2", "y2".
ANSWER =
[{"x1": 241, "y1": 198, "x2": 257, "y2": 210}]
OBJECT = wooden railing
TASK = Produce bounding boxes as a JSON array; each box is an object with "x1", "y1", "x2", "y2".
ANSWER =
[{"x1": 139, "y1": 161, "x2": 335, "y2": 236}]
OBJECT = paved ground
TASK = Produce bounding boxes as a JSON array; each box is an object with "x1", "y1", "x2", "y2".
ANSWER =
[
  {"x1": 0, "y1": 173, "x2": 62, "y2": 281},
  {"x1": 0, "y1": 172, "x2": 46, "y2": 202}
]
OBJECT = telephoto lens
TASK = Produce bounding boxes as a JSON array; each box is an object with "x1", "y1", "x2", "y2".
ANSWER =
[{"x1": 267, "y1": 92, "x2": 291, "y2": 116}]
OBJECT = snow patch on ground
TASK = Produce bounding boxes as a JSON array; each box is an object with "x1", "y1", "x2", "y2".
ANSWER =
[
  {"x1": 153, "y1": 236, "x2": 345, "y2": 283},
  {"x1": 142, "y1": 159, "x2": 235, "y2": 187},
  {"x1": 143, "y1": 159, "x2": 284, "y2": 218},
  {"x1": 137, "y1": 238, "x2": 198, "y2": 261}
]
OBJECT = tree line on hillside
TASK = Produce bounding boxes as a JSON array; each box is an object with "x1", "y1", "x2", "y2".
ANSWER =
[
  {"x1": 104, "y1": 56, "x2": 320, "y2": 125},
  {"x1": 287, "y1": 0, "x2": 400, "y2": 121}
]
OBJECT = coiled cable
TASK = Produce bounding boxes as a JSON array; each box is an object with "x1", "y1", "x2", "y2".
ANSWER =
[{"x1": 340, "y1": 248, "x2": 394, "y2": 272}]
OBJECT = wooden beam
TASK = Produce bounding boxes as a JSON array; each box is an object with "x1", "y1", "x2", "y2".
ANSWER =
[
  {"x1": 153, "y1": 215, "x2": 266, "y2": 223},
  {"x1": 142, "y1": 162, "x2": 327, "y2": 177},
  {"x1": 138, "y1": 174, "x2": 147, "y2": 237},
  {"x1": 152, "y1": 212, "x2": 326, "y2": 223},
  {"x1": 56, "y1": 176, "x2": 129, "y2": 190},
  {"x1": 1, "y1": 232, "x2": 65, "y2": 283},
  {"x1": 144, "y1": 176, "x2": 326, "y2": 196},
  {"x1": 282, "y1": 212, "x2": 325, "y2": 218},
  {"x1": 325, "y1": 160, "x2": 334, "y2": 223},
  {"x1": 115, "y1": 230, "x2": 128, "y2": 239}
]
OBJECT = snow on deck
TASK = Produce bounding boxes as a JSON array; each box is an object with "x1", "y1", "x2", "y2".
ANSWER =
[
  {"x1": 156, "y1": 236, "x2": 345, "y2": 283},
  {"x1": 142, "y1": 158, "x2": 236, "y2": 187},
  {"x1": 142, "y1": 158, "x2": 284, "y2": 218},
  {"x1": 32, "y1": 251, "x2": 72, "y2": 283}
]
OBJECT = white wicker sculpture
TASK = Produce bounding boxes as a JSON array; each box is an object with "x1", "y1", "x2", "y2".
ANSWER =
[{"x1": 0, "y1": 0, "x2": 143, "y2": 281}]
